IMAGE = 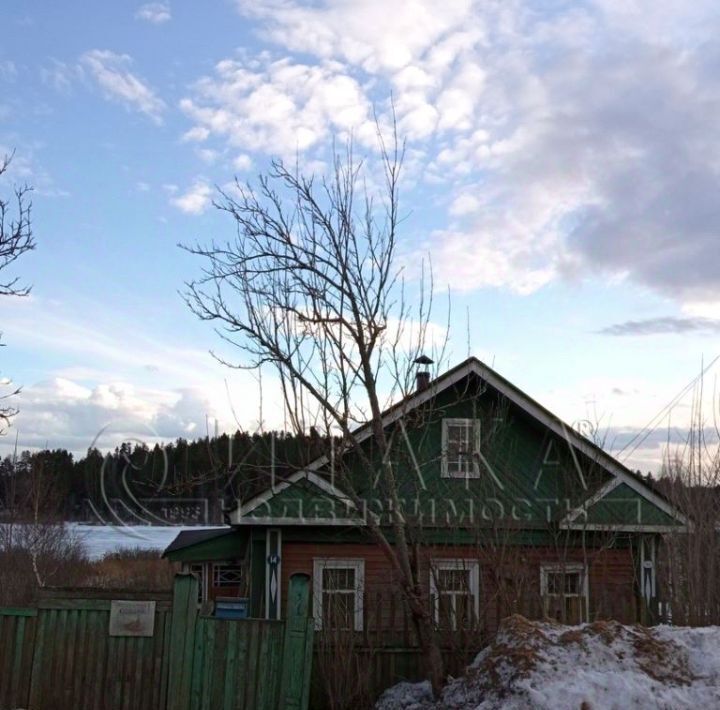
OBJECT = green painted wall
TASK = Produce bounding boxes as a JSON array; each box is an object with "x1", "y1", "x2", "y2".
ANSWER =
[{"x1": 244, "y1": 478, "x2": 352, "y2": 521}]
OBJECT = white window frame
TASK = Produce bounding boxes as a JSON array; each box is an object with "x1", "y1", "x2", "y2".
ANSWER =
[
  {"x1": 430, "y1": 559, "x2": 480, "y2": 628},
  {"x1": 312, "y1": 558, "x2": 365, "y2": 631},
  {"x1": 540, "y1": 563, "x2": 589, "y2": 622},
  {"x1": 441, "y1": 418, "x2": 482, "y2": 479}
]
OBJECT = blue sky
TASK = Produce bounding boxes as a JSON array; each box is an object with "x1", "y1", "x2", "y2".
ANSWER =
[{"x1": 1, "y1": 0, "x2": 719, "y2": 470}]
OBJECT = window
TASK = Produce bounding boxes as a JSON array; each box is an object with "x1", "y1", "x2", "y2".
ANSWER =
[
  {"x1": 430, "y1": 560, "x2": 479, "y2": 629},
  {"x1": 540, "y1": 564, "x2": 588, "y2": 624},
  {"x1": 212, "y1": 562, "x2": 244, "y2": 588},
  {"x1": 313, "y1": 558, "x2": 364, "y2": 631},
  {"x1": 442, "y1": 419, "x2": 481, "y2": 478}
]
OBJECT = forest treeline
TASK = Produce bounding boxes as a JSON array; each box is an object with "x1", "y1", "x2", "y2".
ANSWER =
[{"x1": 0, "y1": 430, "x2": 330, "y2": 524}]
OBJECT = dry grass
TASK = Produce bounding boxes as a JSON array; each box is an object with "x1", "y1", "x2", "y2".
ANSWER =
[
  {"x1": 0, "y1": 536, "x2": 176, "y2": 607},
  {"x1": 84, "y1": 547, "x2": 176, "y2": 591}
]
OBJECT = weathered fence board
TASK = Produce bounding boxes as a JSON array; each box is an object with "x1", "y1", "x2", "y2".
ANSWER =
[
  {"x1": 25, "y1": 602, "x2": 171, "y2": 710},
  {"x1": 0, "y1": 608, "x2": 36, "y2": 710}
]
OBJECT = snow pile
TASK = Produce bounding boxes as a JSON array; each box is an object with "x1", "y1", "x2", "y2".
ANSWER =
[{"x1": 376, "y1": 616, "x2": 720, "y2": 709}]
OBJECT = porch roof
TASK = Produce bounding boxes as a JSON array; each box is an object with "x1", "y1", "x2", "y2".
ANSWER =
[{"x1": 163, "y1": 527, "x2": 249, "y2": 562}]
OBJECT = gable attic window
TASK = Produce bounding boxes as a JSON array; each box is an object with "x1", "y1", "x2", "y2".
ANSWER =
[
  {"x1": 442, "y1": 418, "x2": 481, "y2": 478},
  {"x1": 540, "y1": 563, "x2": 588, "y2": 624},
  {"x1": 430, "y1": 559, "x2": 480, "y2": 629},
  {"x1": 313, "y1": 558, "x2": 364, "y2": 631}
]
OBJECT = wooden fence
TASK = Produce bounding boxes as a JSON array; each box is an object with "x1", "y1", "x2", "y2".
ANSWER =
[
  {"x1": 0, "y1": 608, "x2": 37, "y2": 709},
  {"x1": 0, "y1": 574, "x2": 313, "y2": 710},
  {"x1": 308, "y1": 587, "x2": 648, "y2": 708}
]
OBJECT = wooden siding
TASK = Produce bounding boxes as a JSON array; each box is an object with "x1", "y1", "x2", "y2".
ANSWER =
[{"x1": 281, "y1": 540, "x2": 638, "y2": 638}]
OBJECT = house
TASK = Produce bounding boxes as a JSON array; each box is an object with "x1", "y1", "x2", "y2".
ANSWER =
[{"x1": 163, "y1": 357, "x2": 686, "y2": 637}]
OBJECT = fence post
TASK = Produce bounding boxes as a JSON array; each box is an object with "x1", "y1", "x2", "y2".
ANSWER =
[
  {"x1": 167, "y1": 573, "x2": 199, "y2": 710},
  {"x1": 279, "y1": 573, "x2": 314, "y2": 710}
]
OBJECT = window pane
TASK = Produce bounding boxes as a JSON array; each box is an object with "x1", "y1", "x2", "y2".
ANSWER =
[
  {"x1": 564, "y1": 572, "x2": 581, "y2": 595},
  {"x1": 438, "y1": 568, "x2": 470, "y2": 592},
  {"x1": 323, "y1": 567, "x2": 355, "y2": 591},
  {"x1": 446, "y1": 422, "x2": 476, "y2": 475},
  {"x1": 323, "y1": 591, "x2": 355, "y2": 629},
  {"x1": 456, "y1": 593, "x2": 472, "y2": 627},
  {"x1": 438, "y1": 595, "x2": 453, "y2": 626},
  {"x1": 546, "y1": 572, "x2": 562, "y2": 595}
]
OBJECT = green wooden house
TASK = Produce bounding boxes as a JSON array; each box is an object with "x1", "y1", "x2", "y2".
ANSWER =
[{"x1": 164, "y1": 357, "x2": 686, "y2": 636}]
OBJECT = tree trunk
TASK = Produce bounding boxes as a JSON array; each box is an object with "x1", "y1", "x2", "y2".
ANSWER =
[
  {"x1": 410, "y1": 598, "x2": 445, "y2": 697},
  {"x1": 398, "y1": 576, "x2": 445, "y2": 697}
]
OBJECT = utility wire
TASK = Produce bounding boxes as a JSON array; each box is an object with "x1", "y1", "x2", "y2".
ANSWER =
[{"x1": 618, "y1": 353, "x2": 720, "y2": 463}]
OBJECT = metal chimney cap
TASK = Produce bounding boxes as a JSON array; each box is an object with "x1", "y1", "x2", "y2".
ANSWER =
[{"x1": 413, "y1": 355, "x2": 434, "y2": 366}]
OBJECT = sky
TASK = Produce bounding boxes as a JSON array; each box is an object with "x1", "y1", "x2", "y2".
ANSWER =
[{"x1": 1, "y1": 0, "x2": 719, "y2": 472}]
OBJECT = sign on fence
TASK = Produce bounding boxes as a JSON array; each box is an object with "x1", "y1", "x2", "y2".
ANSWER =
[{"x1": 109, "y1": 599, "x2": 156, "y2": 636}]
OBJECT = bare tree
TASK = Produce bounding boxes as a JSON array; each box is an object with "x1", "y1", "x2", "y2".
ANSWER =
[
  {"x1": 0, "y1": 151, "x2": 35, "y2": 429},
  {"x1": 658, "y1": 373, "x2": 720, "y2": 625},
  {"x1": 183, "y1": 131, "x2": 451, "y2": 694}
]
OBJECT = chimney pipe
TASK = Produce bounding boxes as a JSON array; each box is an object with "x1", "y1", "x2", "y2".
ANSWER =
[{"x1": 413, "y1": 355, "x2": 434, "y2": 392}]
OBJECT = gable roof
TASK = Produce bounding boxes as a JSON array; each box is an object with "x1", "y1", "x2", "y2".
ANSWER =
[{"x1": 235, "y1": 357, "x2": 688, "y2": 530}]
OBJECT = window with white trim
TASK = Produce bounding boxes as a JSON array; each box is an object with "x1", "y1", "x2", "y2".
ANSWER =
[
  {"x1": 540, "y1": 564, "x2": 588, "y2": 624},
  {"x1": 430, "y1": 559, "x2": 480, "y2": 629},
  {"x1": 441, "y1": 418, "x2": 481, "y2": 478},
  {"x1": 313, "y1": 558, "x2": 364, "y2": 631}
]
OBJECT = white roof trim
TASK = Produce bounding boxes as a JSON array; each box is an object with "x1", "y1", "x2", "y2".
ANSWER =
[
  {"x1": 560, "y1": 478, "x2": 623, "y2": 524},
  {"x1": 560, "y1": 523, "x2": 689, "y2": 533},
  {"x1": 308, "y1": 358, "x2": 687, "y2": 527},
  {"x1": 234, "y1": 516, "x2": 366, "y2": 527}
]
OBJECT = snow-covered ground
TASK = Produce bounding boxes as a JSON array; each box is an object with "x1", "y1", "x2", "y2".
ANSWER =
[
  {"x1": 376, "y1": 616, "x2": 720, "y2": 710},
  {"x1": 67, "y1": 523, "x2": 226, "y2": 559}
]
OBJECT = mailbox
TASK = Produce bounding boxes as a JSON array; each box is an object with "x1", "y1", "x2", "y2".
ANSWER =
[{"x1": 215, "y1": 597, "x2": 249, "y2": 619}]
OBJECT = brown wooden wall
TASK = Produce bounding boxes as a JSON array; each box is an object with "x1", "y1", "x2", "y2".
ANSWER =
[{"x1": 281, "y1": 541, "x2": 638, "y2": 640}]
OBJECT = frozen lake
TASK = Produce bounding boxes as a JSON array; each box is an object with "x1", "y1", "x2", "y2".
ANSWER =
[{"x1": 67, "y1": 523, "x2": 228, "y2": 560}]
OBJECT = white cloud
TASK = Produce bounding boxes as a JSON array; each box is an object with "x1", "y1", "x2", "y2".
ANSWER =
[
  {"x1": 80, "y1": 50, "x2": 166, "y2": 123},
  {"x1": 195, "y1": 147, "x2": 219, "y2": 164},
  {"x1": 449, "y1": 193, "x2": 480, "y2": 217},
  {"x1": 171, "y1": 180, "x2": 213, "y2": 214},
  {"x1": 0, "y1": 60, "x2": 17, "y2": 81},
  {"x1": 135, "y1": 2, "x2": 171, "y2": 24},
  {"x1": 180, "y1": 56, "x2": 373, "y2": 157},
  {"x1": 237, "y1": 0, "x2": 477, "y2": 73},
  {"x1": 233, "y1": 154, "x2": 252, "y2": 171},
  {"x1": 40, "y1": 59, "x2": 81, "y2": 94},
  {"x1": 182, "y1": 126, "x2": 210, "y2": 142},
  {"x1": 203, "y1": 0, "x2": 720, "y2": 303},
  {"x1": 7, "y1": 377, "x2": 216, "y2": 454},
  {"x1": 0, "y1": 298, "x2": 289, "y2": 455}
]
